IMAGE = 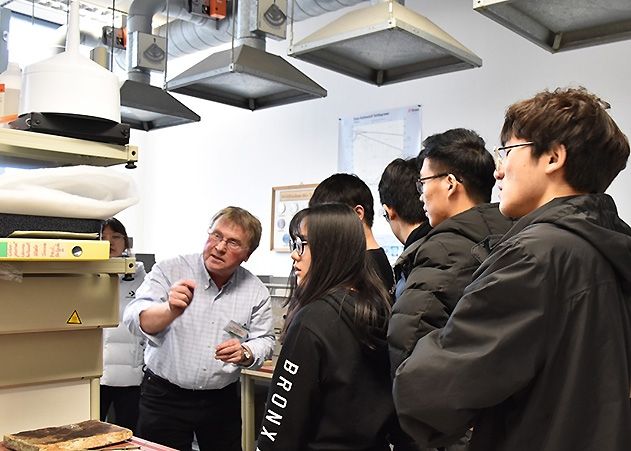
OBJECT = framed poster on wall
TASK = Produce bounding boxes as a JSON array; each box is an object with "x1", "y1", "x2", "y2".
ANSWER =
[
  {"x1": 270, "y1": 184, "x2": 317, "y2": 251},
  {"x1": 338, "y1": 105, "x2": 422, "y2": 263}
]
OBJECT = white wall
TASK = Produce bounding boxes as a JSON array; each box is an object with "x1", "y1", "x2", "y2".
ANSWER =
[{"x1": 120, "y1": 0, "x2": 631, "y2": 276}]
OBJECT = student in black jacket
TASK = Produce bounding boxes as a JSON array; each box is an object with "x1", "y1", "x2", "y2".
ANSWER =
[
  {"x1": 309, "y1": 173, "x2": 396, "y2": 300},
  {"x1": 257, "y1": 203, "x2": 395, "y2": 451},
  {"x1": 394, "y1": 87, "x2": 631, "y2": 451},
  {"x1": 378, "y1": 157, "x2": 432, "y2": 299}
]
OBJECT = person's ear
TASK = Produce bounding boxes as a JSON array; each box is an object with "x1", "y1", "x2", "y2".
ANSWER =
[
  {"x1": 545, "y1": 143, "x2": 567, "y2": 175},
  {"x1": 383, "y1": 204, "x2": 396, "y2": 221},
  {"x1": 354, "y1": 205, "x2": 365, "y2": 221},
  {"x1": 446, "y1": 174, "x2": 459, "y2": 196}
]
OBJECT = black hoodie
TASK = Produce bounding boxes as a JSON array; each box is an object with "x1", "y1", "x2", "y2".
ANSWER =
[
  {"x1": 256, "y1": 290, "x2": 395, "y2": 451},
  {"x1": 394, "y1": 194, "x2": 631, "y2": 451}
]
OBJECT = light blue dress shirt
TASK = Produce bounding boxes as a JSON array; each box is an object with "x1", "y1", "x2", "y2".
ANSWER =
[{"x1": 123, "y1": 253, "x2": 274, "y2": 390}]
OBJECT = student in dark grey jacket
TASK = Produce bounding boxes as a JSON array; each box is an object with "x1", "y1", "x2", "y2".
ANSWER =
[
  {"x1": 257, "y1": 203, "x2": 395, "y2": 451},
  {"x1": 394, "y1": 87, "x2": 631, "y2": 451},
  {"x1": 388, "y1": 129, "x2": 513, "y2": 451},
  {"x1": 388, "y1": 129, "x2": 513, "y2": 374}
]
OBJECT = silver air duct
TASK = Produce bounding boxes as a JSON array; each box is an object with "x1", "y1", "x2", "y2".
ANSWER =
[
  {"x1": 154, "y1": 0, "x2": 367, "y2": 58},
  {"x1": 121, "y1": 0, "x2": 200, "y2": 131},
  {"x1": 166, "y1": 0, "x2": 326, "y2": 110}
]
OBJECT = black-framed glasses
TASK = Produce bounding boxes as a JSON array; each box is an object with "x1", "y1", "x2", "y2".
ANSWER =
[
  {"x1": 416, "y1": 173, "x2": 450, "y2": 195},
  {"x1": 493, "y1": 142, "x2": 534, "y2": 168},
  {"x1": 207, "y1": 229, "x2": 244, "y2": 252},
  {"x1": 289, "y1": 237, "x2": 308, "y2": 256},
  {"x1": 383, "y1": 211, "x2": 390, "y2": 223}
]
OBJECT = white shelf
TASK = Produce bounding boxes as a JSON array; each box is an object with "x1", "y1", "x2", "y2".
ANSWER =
[
  {"x1": 0, "y1": 128, "x2": 138, "y2": 168},
  {"x1": 6, "y1": 257, "x2": 136, "y2": 274}
]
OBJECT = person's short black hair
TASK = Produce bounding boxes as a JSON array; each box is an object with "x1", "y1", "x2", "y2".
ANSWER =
[
  {"x1": 378, "y1": 158, "x2": 427, "y2": 225},
  {"x1": 309, "y1": 173, "x2": 375, "y2": 227},
  {"x1": 418, "y1": 128, "x2": 495, "y2": 203}
]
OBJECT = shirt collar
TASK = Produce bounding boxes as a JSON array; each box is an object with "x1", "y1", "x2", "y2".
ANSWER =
[
  {"x1": 404, "y1": 221, "x2": 432, "y2": 249},
  {"x1": 198, "y1": 255, "x2": 241, "y2": 291}
]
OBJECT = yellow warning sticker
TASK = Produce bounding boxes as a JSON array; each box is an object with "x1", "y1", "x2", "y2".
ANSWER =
[{"x1": 67, "y1": 310, "x2": 82, "y2": 325}]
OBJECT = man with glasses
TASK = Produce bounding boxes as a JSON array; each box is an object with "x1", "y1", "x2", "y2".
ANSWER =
[
  {"x1": 378, "y1": 158, "x2": 431, "y2": 299},
  {"x1": 388, "y1": 129, "x2": 512, "y2": 451},
  {"x1": 124, "y1": 206, "x2": 274, "y2": 451},
  {"x1": 394, "y1": 87, "x2": 631, "y2": 451}
]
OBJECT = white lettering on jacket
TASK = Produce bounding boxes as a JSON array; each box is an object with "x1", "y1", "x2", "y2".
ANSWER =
[
  {"x1": 283, "y1": 359, "x2": 299, "y2": 374},
  {"x1": 277, "y1": 375, "x2": 292, "y2": 391},
  {"x1": 260, "y1": 359, "x2": 300, "y2": 445},
  {"x1": 265, "y1": 408, "x2": 283, "y2": 425},
  {"x1": 259, "y1": 424, "x2": 277, "y2": 442},
  {"x1": 271, "y1": 393, "x2": 287, "y2": 409}
]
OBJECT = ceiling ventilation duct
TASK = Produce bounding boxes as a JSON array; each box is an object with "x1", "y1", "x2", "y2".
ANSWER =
[
  {"x1": 167, "y1": 44, "x2": 327, "y2": 110},
  {"x1": 474, "y1": 0, "x2": 631, "y2": 53},
  {"x1": 166, "y1": 0, "x2": 326, "y2": 110},
  {"x1": 288, "y1": 0, "x2": 482, "y2": 86},
  {"x1": 122, "y1": 0, "x2": 200, "y2": 131}
]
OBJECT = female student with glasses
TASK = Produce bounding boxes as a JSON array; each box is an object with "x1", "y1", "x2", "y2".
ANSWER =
[
  {"x1": 256, "y1": 203, "x2": 396, "y2": 451},
  {"x1": 100, "y1": 218, "x2": 146, "y2": 432}
]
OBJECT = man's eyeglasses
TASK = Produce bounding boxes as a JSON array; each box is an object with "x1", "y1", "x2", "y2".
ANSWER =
[
  {"x1": 415, "y1": 173, "x2": 450, "y2": 195},
  {"x1": 289, "y1": 237, "x2": 308, "y2": 256},
  {"x1": 207, "y1": 230, "x2": 244, "y2": 252},
  {"x1": 493, "y1": 142, "x2": 534, "y2": 168}
]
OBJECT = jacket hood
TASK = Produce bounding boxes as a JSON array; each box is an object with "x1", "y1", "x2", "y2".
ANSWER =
[
  {"x1": 396, "y1": 203, "x2": 512, "y2": 270},
  {"x1": 502, "y1": 194, "x2": 631, "y2": 284}
]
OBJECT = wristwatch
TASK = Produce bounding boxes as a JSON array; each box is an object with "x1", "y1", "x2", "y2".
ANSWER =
[{"x1": 241, "y1": 345, "x2": 252, "y2": 364}]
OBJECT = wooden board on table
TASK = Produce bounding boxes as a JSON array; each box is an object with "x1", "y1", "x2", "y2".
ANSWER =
[{"x1": 3, "y1": 420, "x2": 132, "y2": 451}]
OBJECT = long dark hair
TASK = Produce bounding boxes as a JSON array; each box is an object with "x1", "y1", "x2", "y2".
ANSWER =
[
  {"x1": 282, "y1": 203, "x2": 391, "y2": 348},
  {"x1": 102, "y1": 217, "x2": 130, "y2": 249}
]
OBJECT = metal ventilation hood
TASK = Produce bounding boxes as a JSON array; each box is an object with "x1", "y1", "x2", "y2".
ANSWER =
[
  {"x1": 474, "y1": 0, "x2": 631, "y2": 53},
  {"x1": 288, "y1": 1, "x2": 482, "y2": 86},
  {"x1": 166, "y1": 44, "x2": 327, "y2": 110},
  {"x1": 120, "y1": 80, "x2": 201, "y2": 131}
]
